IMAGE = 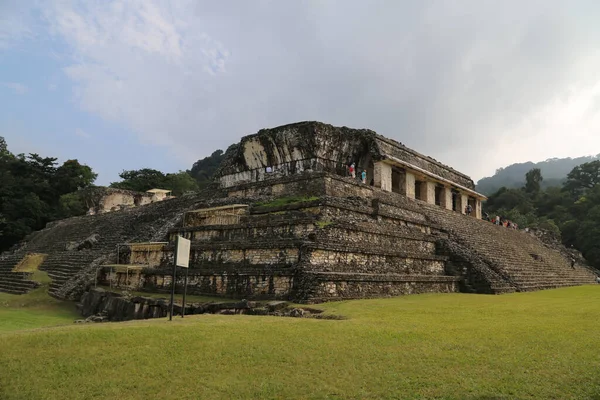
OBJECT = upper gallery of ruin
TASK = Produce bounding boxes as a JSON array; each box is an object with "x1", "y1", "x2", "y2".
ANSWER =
[{"x1": 215, "y1": 122, "x2": 486, "y2": 210}]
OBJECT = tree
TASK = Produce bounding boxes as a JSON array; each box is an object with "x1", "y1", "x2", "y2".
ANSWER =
[
  {"x1": 58, "y1": 192, "x2": 88, "y2": 218},
  {"x1": 0, "y1": 139, "x2": 97, "y2": 251},
  {"x1": 576, "y1": 205, "x2": 600, "y2": 268},
  {"x1": 563, "y1": 160, "x2": 600, "y2": 194},
  {"x1": 110, "y1": 169, "x2": 199, "y2": 196},
  {"x1": 163, "y1": 171, "x2": 199, "y2": 196},
  {"x1": 53, "y1": 160, "x2": 97, "y2": 195},
  {"x1": 484, "y1": 187, "x2": 533, "y2": 215},
  {"x1": 0, "y1": 136, "x2": 9, "y2": 158},
  {"x1": 110, "y1": 169, "x2": 166, "y2": 192},
  {"x1": 524, "y1": 168, "x2": 543, "y2": 194},
  {"x1": 190, "y1": 150, "x2": 225, "y2": 188}
]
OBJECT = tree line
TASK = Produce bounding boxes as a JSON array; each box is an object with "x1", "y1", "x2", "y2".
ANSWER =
[
  {"x1": 0, "y1": 137, "x2": 225, "y2": 252},
  {"x1": 0, "y1": 137, "x2": 97, "y2": 251},
  {"x1": 483, "y1": 160, "x2": 600, "y2": 269}
]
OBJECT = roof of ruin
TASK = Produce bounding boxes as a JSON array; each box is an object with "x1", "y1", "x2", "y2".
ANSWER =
[
  {"x1": 215, "y1": 121, "x2": 475, "y2": 189},
  {"x1": 146, "y1": 188, "x2": 172, "y2": 194}
]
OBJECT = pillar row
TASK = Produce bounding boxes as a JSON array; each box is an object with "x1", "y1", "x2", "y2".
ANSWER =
[
  {"x1": 374, "y1": 161, "x2": 392, "y2": 192},
  {"x1": 420, "y1": 181, "x2": 436, "y2": 205},
  {"x1": 458, "y1": 193, "x2": 468, "y2": 214},
  {"x1": 441, "y1": 186, "x2": 453, "y2": 210},
  {"x1": 399, "y1": 171, "x2": 416, "y2": 199}
]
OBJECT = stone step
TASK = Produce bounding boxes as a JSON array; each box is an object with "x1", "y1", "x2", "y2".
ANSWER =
[{"x1": 0, "y1": 286, "x2": 30, "y2": 295}]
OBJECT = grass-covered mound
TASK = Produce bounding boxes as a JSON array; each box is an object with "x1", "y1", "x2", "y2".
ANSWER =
[{"x1": 1, "y1": 286, "x2": 600, "y2": 399}]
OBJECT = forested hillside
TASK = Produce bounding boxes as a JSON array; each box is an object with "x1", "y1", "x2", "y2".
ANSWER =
[
  {"x1": 483, "y1": 161, "x2": 600, "y2": 269},
  {"x1": 476, "y1": 155, "x2": 600, "y2": 195}
]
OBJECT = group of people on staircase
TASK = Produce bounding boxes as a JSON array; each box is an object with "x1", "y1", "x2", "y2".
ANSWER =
[{"x1": 482, "y1": 213, "x2": 518, "y2": 229}]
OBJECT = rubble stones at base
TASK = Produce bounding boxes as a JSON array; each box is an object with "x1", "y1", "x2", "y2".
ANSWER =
[{"x1": 78, "y1": 288, "x2": 333, "y2": 322}]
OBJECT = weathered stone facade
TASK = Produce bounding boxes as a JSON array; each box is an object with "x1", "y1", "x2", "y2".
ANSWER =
[
  {"x1": 81, "y1": 187, "x2": 173, "y2": 215},
  {"x1": 216, "y1": 122, "x2": 486, "y2": 218},
  {"x1": 0, "y1": 121, "x2": 597, "y2": 304}
]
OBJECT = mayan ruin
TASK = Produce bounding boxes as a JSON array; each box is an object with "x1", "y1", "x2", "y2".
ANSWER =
[{"x1": 0, "y1": 121, "x2": 596, "y2": 311}]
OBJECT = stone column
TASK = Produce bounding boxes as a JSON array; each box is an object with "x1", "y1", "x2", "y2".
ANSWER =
[
  {"x1": 398, "y1": 171, "x2": 416, "y2": 199},
  {"x1": 440, "y1": 186, "x2": 453, "y2": 210},
  {"x1": 420, "y1": 181, "x2": 436, "y2": 204},
  {"x1": 475, "y1": 199, "x2": 482, "y2": 219},
  {"x1": 459, "y1": 193, "x2": 469, "y2": 214},
  {"x1": 373, "y1": 161, "x2": 392, "y2": 192}
]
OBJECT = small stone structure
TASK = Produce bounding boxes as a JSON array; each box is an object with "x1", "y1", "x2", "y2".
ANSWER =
[
  {"x1": 0, "y1": 121, "x2": 597, "y2": 304},
  {"x1": 83, "y1": 187, "x2": 173, "y2": 215}
]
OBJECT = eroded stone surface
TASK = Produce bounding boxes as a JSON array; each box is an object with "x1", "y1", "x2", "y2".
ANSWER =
[{"x1": 0, "y1": 122, "x2": 597, "y2": 303}]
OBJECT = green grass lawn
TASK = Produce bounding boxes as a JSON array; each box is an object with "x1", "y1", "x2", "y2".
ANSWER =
[
  {"x1": 1, "y1": 286, "x2": 600, "y2": 399},
  {"x1": 0, "y1": 272, "x2": 79, "y2": 333}
]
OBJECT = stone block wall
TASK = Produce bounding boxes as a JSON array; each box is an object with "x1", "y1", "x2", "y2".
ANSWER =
[
  {"x1": 183, "y1": 205, "x2": 248, "y2": 227},
  {"x1": 296, "y1": 273, "x2": 459, "y2": 301},
  {"x1": 100, "y1": 268, "x2": 295, "y2": 299}
]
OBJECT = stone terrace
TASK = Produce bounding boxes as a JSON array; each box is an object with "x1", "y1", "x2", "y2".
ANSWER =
[{"x1": 0, "y1": 189, "x2": 228, "y2": 298}]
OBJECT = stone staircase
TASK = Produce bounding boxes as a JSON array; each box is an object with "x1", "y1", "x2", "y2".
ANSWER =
[
  {"x1": 0, "y1": 191, "x2": 217, "y2": 298},
  {"x1": 417, "y1": 200, "x2": 597, "y2": 291},
  {"x1": 0, "y1": 254, "x2": 40, "y2": 295},
  {"x1": 41, "y1": 251, "x2": 99, "y2": 298}
]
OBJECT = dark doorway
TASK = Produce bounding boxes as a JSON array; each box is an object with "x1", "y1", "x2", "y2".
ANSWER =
[
  {"x1": 434, "y1": 186, "x2": 443, "y2": 206},
  {"x1": 415, "y1": 181, "x2": 423, "y2": 200},
  {"x1": 451, "y1": 190, "x2": 459, "y2": 211}
]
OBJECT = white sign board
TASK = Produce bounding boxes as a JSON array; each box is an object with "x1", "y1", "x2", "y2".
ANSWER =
[{"x1": 175, "y1": 236, "x2": 191, "y2": 268}]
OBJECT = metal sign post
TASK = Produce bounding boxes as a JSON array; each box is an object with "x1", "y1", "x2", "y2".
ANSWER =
[
  {"x1": 169, "y1": 236, "x2": 178, "y2": 321},
  {"x1": 169, "y1": 235, "x2": 191, "y2": 321},
  {"x1": 181, "y1": 266, "x2": 189, "y2": 318}
]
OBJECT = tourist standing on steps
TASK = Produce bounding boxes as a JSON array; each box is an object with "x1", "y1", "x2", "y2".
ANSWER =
[
  {"x1": 361, "y1": 170, "x2": 367, "y2": 184},
  {"x1": 349, "y1": 163, "x2": 356, "y2": 178},
  {"x1": 496, "y1": 215, "x2": 500, "y2": 225}
]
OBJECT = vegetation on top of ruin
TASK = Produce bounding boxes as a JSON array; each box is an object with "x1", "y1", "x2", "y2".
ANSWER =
[
  {"x1": 1, "y1": 286, "x2": 599, "y2": 398},
  {"x1": 315, "y1": 219, "x2": 334, "y2": 229},
  {"x1": 484, "y1": 160, "x2": 600, "y2": 269}
]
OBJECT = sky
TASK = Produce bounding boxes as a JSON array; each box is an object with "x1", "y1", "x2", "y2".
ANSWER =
[{"x1": 1, "y1": 1, "x2": 600, "y2": 185}]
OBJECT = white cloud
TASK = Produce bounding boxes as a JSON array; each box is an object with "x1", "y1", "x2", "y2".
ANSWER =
[
  {"x1": 1, "y1": 82, "x2": 28, "y2": 95},
  {"x1": 74, "y1": 128, "x2": 91, "y2": 139},
  {"x1": 42, "y1": 0, "x2": 230, "y2": 162},
  {"x1": 48, "y1": 83, "x2": 58, "y2": 91},
  {"x1": 30, "y1": 0, "x2": 600, "y2": 181}
]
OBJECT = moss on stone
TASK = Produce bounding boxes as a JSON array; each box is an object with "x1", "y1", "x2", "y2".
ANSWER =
[{"x1": 315, "y1": 220, "x2": 333, "y2": 229}]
